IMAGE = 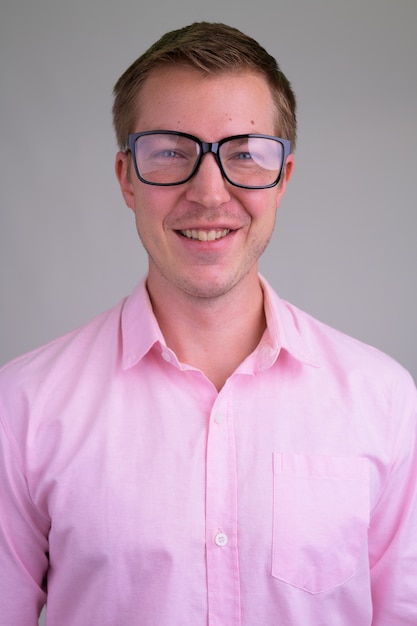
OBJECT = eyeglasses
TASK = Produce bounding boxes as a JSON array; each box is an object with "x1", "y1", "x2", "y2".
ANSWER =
[{"x1": 126, "y1": 131, "x2": 291, "y2": 189}]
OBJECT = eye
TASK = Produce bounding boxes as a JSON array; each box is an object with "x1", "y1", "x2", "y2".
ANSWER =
[
  {"x1": 235, "y1": 152, "x2": 253, "y2": 160},
  {"x1": 150, "y1": 143, "x2": 198, "y2": 163},
  {"x1": 153, "y1": 149, "x2": 184, "y2": 160},
  {"x1": 227, "y1": 150, "x2": 261, "y2": 167}
]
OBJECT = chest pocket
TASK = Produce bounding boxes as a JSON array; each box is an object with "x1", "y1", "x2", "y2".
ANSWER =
[{"x1": 272, "y1": 453, "x2": 369, "y2": 594}]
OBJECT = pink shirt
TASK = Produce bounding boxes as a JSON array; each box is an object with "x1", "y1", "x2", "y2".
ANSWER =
[{"x1": 0, "y1": 277, "x2": 416, "y2": 625}]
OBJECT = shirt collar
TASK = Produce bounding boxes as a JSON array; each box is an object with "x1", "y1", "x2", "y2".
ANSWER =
[
  {"x1": 259, "y1": 275, "x2": 319, "y2": 369},
  {"x1": 120, "y1": 276, "x2": 319, "y2": 371},
  {"x1": 121, "y1": 278, "x2": 165, "y2": 370}
]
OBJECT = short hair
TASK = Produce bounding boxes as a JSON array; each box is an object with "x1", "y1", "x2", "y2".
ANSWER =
[{"x1": 112, "y1": 22, "x2": 297, "y2": 151}]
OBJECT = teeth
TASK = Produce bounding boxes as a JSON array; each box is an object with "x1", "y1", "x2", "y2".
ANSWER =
[{"x1": 181, "y1": 229, "x2": 230, "y2": 241}]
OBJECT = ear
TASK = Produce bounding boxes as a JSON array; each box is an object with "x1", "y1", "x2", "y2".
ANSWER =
[
  {"x1": 276, "y1": 153, "x2": 294, "y2": 207},
  {"x1": 115, "y1": 151, "x2": 135, "y2": 212}
]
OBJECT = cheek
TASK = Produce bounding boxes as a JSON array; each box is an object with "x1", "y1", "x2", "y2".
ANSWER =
[
  {"x1": 247, "y1": 190, "x2": 280, "y2": 223},
  {"x1": 252, "y1": 195, "x2": 279, "y2": 239},
  {"x1": 132, "y1": 188, "x2": 172, "y2": 239}
]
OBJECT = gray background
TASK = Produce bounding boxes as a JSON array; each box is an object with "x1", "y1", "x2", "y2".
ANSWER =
[
  {"x1": 0, "y1": 1, "x2": 415, "y2": 623},
  {"x1": 1, "y1": 0, "x2": 416, "y2": 388}
]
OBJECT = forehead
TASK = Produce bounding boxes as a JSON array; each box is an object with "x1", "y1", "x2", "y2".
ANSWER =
[{"x1": 133, "y1": 67, "x2": 277, "y2": 136}]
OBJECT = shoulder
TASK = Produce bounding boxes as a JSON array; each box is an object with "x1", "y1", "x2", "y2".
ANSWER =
[
  {"x1": 0, "y1": 297, "x2": 127, "y2": 394},
  {"x1": 280, "y1": 297, "x2": 416, "y2": 401},
  {"x1": 262, "y1": 275, "x2": 415, "y2": 394}
]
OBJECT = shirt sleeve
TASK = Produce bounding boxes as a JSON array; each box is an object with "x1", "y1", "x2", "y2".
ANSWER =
[
  {"x1": 368, "y1": 371, "x2": 417, "y2": 625},
  {"x1": 0, "y1": 403, "x2": 49, "y2": 625}
]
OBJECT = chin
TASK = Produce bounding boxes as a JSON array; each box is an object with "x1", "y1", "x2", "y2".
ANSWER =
[{"x1": 174, "y1": 271, "x2": 247, "y2": 301}]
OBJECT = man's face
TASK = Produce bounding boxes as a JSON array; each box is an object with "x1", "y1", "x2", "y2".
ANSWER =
[{"x1": 116, "y1": 67, "x2": 293, "y2": 301}]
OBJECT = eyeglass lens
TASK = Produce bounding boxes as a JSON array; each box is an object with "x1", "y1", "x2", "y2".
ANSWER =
[{"x1": 134, "y1": 133, "x2": 284, "y2": 187}]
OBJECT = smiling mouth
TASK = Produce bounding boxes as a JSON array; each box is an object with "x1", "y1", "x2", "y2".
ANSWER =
[{"x1": 179, "y1": 228, "x2": 231, "y2": 242}]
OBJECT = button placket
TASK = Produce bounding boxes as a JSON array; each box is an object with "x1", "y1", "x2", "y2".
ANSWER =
[{"x1": 205, "y1": 389, "x2": 241, "y2": 624}]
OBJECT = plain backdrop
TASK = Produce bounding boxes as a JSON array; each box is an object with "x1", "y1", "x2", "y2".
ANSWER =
[
  {"x1": 0, "y1": 1, "x2": 415, "y2": 623},
  {"x1": 1, "y1": 0, "x2": 416, "y2": 387}
]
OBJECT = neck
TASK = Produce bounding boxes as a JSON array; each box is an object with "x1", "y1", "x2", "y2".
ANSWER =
[{"x1": 147, "y1": 270, "x2": 266, "y2": 391}]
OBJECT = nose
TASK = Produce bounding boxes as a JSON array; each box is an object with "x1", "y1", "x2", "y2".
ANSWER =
[{"x1": 184, "y1": 153, "x2": 231, "y2": 209}]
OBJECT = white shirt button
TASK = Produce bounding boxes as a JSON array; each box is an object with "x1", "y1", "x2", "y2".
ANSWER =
[
  {"x1": 213, "y1": 411, "x2": 224, "y2": 424},
  {"x1": 161, "y1": 350, "x2": 172, "y2": 363},
  {"x1": 214, "y1": 532, "x2": 228, "y2": 547}
]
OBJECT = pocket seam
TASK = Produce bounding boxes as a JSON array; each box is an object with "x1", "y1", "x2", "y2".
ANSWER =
[{"x1": 271, "y1": 452, "x2": 369, "y2": 594}]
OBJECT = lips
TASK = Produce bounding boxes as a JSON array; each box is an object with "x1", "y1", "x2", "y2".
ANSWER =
[{"x1": 179, "y1": 228, "x2": 231, "y2": 241}]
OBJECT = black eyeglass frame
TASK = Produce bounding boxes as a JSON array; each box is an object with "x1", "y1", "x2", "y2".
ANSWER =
[{"x1": 126, "y1": 130, "x2": 291, "y2": 189}]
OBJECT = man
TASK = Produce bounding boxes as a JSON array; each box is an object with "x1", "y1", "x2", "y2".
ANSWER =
[{"x1": 0, "y1": 22, "x2": 416, "y2": 626}]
